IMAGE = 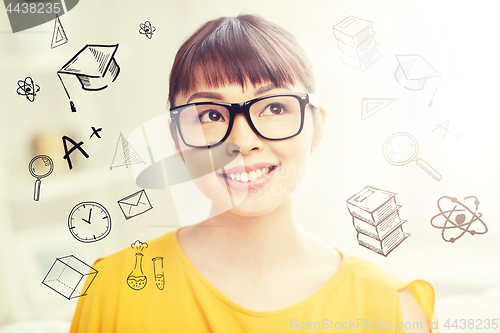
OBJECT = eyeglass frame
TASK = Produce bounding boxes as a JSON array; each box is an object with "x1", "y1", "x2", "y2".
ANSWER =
[{"x1": 169, "y1": 92, "x2": 319, "y2": 149}]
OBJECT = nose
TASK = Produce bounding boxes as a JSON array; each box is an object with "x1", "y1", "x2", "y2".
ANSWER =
[{"x1": 225, "y1": 113, "x2": 263, "y2": 155}]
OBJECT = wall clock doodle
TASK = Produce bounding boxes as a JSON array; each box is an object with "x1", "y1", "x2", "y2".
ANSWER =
[{"x1": 68, "y1": 201, "x2": 111, "y2": 243}]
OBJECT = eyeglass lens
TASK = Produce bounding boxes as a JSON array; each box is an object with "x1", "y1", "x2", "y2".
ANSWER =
[{"x1": 178, "y1": 96, "x2": 302, "y2": 147}]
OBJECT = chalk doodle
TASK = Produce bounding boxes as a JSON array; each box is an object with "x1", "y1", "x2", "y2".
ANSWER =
[
  {"x1": 430, "y1": 196, "x2": 487, "y2": 243},
  {"x1": 17, "y1": 77, "x2": 40, "y2": 102},
  {"x1": 139, "y1": 21, "x2": 156, "y2": 39}
]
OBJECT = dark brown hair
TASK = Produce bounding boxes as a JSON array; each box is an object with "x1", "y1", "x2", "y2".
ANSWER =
[{"x1": 168, "y1": 14, "x2": 315, "y2": 107}]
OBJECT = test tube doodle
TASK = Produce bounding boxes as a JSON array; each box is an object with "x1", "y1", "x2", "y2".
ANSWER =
[{"x1": 152, "y1": 257, "x2": 164, "y2": 290}]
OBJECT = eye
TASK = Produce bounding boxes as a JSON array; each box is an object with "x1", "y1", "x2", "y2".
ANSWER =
[
  {"x1": 261, "y1": 103, "x2": 285, "y2": 116},
  {"x1": 199, "y1": 110, "x2": 225, "y2": 123}
]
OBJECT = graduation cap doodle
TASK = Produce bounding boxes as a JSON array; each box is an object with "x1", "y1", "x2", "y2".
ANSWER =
[
  {"x1": 57, "y1": 44, "x2": 120, "y2": 112},
  {"x1": 394, "y1": 54, "x2": 442, "y2": 106}
]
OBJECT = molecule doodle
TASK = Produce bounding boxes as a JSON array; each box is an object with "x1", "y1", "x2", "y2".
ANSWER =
[
  {"x1": 139, "y1": 21, "x2": 156, "y2": 39},
  {"x1": 16, "y1": 76, "x2": 40, "y2": 102},
  {"x1": 430, "y1": 196, "x2": 488, "y2": 243}
]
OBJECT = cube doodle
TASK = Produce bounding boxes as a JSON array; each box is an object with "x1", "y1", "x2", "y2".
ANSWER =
[{"x1": 42, "y1": 255, "x2": 97, "y2": 300}]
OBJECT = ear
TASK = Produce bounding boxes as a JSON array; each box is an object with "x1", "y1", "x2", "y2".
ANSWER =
[
  {"x1": 169, "y1": 119, "x2": 185, "y2": 163},
  {"x1": 311, "y1": 106, "x2": 326, "y2": 154}
]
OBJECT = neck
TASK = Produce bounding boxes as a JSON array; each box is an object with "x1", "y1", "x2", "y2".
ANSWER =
[{"x1": 194, "y1": 196, "x2": 308, "y2": 272}]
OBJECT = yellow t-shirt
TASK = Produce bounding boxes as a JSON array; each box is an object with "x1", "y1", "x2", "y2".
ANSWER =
[{"x1": 70, "y1": 229, "x2": 438, "y2": 332}]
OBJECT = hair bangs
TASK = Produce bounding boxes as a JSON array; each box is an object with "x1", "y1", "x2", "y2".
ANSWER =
[{"x1": 169, "y1": 15, "x2": 315, "y2": 106}]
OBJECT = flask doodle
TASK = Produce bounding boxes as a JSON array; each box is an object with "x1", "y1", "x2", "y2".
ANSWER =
[{"x1": 127, "y1": 240, "x2": 148, "y2": 290}]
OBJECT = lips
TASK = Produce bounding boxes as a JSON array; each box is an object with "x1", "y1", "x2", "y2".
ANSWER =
[{"x1": 216, "y1": 164, "x2": 278, "y2": 191}]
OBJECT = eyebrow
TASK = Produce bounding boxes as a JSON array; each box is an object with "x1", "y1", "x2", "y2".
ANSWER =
[
  {"x1": 186, "y1": 84, "x2": 291, "y2": 104},
  {"x1": 255, "y1": 84, "x2": 290, "y2": 96},
  {"x1": 187, "y1": 92, "x2": 224, "y2": 104}
]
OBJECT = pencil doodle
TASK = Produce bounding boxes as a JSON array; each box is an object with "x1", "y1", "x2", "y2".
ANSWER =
[
  {"x1": 42, "y1": 255, "x2": 98, "y2": 300},
  {"x1": 29, "y1": 155, "x2": 54, "y2": 201},
  {"x1": 17, "y1": 77, "x2": 40, "y2": 102},
  {"x1": 139, "y1": 21, "x2": 156, "y2": 39},
  {"x1": 110, "y1": 132, "x2": 146, "y2": 170},
  {"x1": 51, "y1": 14, "x2": 69, "y2": 49},
  {"x1": 430, "y1": 196, "x2": 487, "y2": 243},
  {"x1": 57, "y1": 44, "x2": 120, "y2": 112}
]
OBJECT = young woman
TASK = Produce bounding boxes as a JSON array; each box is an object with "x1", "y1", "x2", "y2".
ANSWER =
[{"x1": 70, "y1": 14, "x2": 436, "y2": 332}]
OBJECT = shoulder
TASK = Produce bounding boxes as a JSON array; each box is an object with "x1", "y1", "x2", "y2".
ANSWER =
[
  {"x1": 339, "y1": 251, "x2": 404, "y2": 290},
  {"x1": 339, "y1": 251, "x2": 435, "y2": 332}
]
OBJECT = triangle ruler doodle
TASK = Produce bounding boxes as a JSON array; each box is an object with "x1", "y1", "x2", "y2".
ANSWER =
[
  {"x1": 51, "y1": 14, "x2": 69, "y2": 49},
  {"x1": 361, "y1": 98, "x2": 398, "y2": 121},
  {"x1": 110, "y1": 133, "x2": 146, "y2": 170}
]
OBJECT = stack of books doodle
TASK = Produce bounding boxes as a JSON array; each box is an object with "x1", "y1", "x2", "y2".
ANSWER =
[
  {"x1": 346, "y1": 186, "x2": 408, "y2": 256},
  {"x1": 332, "y1": 16, "x2": 382, "y2": 72}
]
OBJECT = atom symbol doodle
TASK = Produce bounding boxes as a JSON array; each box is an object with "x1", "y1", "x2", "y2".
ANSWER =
[
  {"x1": 16, "y1": 76, "x2": 40, "y2": 102},
  {"x1": 139, "y1": 21, "x2": 156, "y2": 39},
  {"x1": 430, "y1": 196, "x2": 488, "y2": 243}
]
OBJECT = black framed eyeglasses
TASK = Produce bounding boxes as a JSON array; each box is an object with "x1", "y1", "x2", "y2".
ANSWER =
[{"x1": 169, "y1": 93, "x2": 318, "y2": 149}]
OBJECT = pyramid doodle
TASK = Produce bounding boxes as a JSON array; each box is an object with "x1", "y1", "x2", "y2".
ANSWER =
[
  {"x1": 110, "y1": 133, "x2": 145, "y2": 170},
  {"x1": 51, "y1": 15, "x2": 68, "y2": 49}
]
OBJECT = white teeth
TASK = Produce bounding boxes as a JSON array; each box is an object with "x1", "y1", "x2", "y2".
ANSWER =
[
  {"x1": 225, "y1": 166, "x2": 274, "y2": 182},
  {"x1": 240, "y1": 172, "x2": 249, "y2": 182}
]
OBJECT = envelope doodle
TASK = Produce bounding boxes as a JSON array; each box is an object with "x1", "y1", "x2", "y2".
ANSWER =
[{"x1": 118, "y1": 190, "x2": 153, "y2": 220}]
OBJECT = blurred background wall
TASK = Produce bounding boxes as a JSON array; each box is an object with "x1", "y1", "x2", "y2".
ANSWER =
[{"x1": 0, "y1": 0, "x2": 499, "y2": 328}]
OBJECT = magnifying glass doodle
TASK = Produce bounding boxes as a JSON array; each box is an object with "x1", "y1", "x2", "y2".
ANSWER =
[
  {"x1": 29, "y1": 155, "x2": 54, "y2": 201},
  {"x1": 382, "y1": 132, "x2": 442, "y2": 181}
]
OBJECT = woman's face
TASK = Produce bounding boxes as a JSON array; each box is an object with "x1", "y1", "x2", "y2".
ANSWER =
[{"x1": 173, "y1": 81, "x2": 323, "y2": 217}]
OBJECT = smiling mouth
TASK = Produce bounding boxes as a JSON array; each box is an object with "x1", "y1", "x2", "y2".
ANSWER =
[{"x1": 219, "y1": 166, "x2": 278, "y2": 182}]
